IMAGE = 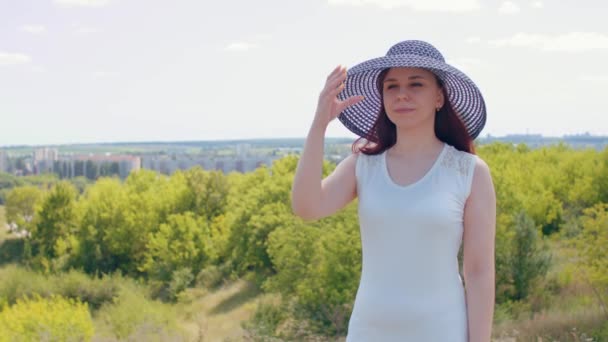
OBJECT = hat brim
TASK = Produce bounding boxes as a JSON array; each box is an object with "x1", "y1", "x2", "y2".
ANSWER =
[{"x1": 337, "y1": 54, "x2": 487, "y2": 141}]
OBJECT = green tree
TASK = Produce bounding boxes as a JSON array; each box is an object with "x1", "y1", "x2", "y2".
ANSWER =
[
  {"x1": 298, "y1": 216, "x2": 361, "y2": 335},
  {"x1": 226, "y1": 156, "x2": 308, "y2": 277},
  {"x1": 140, "y1": 212, "x2": 211, "y2": 282},
  {"x1": 575, "y1": 203, "x2": 608, "y2": 317},
  {"x1": 596, "y1": 148, "x2": 608, "y2": 204},
  {"x1": 509, "y1": 210, "x2": 552, "y2": 301},
  {"x1": 76, "y1": 177, "x2": 128, "y2": 273},
  {"x1": 181, "y1": 167, "x2": 230, "y2": 224},
  {"x1": 5, "y1": 185, "x2": 43, "y2": 233},
  {"x1": 29, "y1": 181, "x2": 80, "y2": 270}
]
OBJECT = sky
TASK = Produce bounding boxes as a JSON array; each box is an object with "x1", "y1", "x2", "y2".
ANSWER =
[{"x1": 1, "y1": 0, "x2": 607, "y2": 146}]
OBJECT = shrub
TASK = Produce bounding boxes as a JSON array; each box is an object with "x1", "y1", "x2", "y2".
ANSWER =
[
  {"x1": 94, "y1": 285, "x2": 182, "y2": 340},
  {"x1": 0, "y1": 294, "x2": 94, "y2": 342}
]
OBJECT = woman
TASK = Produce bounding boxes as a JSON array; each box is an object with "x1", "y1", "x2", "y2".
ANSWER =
[{"x1": 291, "y1": 40, "x2": 496, "y2": 341}]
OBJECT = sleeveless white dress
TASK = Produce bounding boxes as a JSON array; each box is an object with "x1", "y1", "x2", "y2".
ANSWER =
[{"x1": 346, "y1": 142, "x2": 477, "y2": 342}]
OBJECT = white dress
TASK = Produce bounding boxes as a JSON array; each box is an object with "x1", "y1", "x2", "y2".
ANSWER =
[{"x1": 346, "y1": 142, "x2": 477, "y2": 342}]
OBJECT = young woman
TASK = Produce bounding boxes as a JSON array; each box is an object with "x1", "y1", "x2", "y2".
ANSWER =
[{"x1": 291, "y1": 40, "x2": 496, "y2": 341}]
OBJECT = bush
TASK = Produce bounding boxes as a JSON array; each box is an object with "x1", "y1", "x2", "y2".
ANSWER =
[
  {"x1": 54, "y1": 269, "x2": 122, "y2": 310},
  {"x1": 0, "y1": 265, "x2": 51, "y2": 305},
  {"x1": 509, "y1": 210, "x2": 552, "y2": 301},
  {"x1": 196, "y1": 263, "x2": 229, "y2": 289},
  {"x1": 496, "y1": 299, "x2": 533, "y2": 321},
  {"x1": 95, "y1": 284, "x2": 183, "y2": 340},
  {"x1": 168, "y1": 267, "x2": 194, "y2": 301},
  {"x1": 0, "y1": 265, "x2": 121, "y2": 310},
  {"x1": 0, "y1": 294, "x2": 94, "y2": 342},
  {"x1": 242, "y1": 296, "x2": 287, "y2": 340},
  {"x1": 592, "y1": 320, "x2": 608, "y2": 341}
]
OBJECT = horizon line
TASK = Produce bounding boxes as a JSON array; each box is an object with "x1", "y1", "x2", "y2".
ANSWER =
[{"x1": 1, "y1": 132, "x2": 607, "y2": 149}]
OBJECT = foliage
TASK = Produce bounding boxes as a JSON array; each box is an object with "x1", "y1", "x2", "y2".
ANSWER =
[
  {"x1": 0, "y1": 294, "x2": 94, "y2": 342},
  {"x1": 94, "y1": 284, "x2": 182, "y2": 340},
  {"x1": 2, "y1": 142, "x2": 607, "y2": 339},
  {"x1": 5, "y1": 185, "x2": 43, "y2": 233},
  {"x1": 574, "y1": 203, "x2": 608, "y2": 314},
  {"x1": 140, "y1": 212, "x2": 211, "y2": 283},
  {"x1": 508, "y1": 210, "x2": 553, "y2": 301}
]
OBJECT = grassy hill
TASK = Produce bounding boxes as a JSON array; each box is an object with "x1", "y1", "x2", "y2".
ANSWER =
[
  {"x1": 1, "y1": 203, "x2": 605, "y2": 341},
  {"x1": 176, "y1": 280, "x2": 263, "y2": 341},
  {"x1": 0, "y1": 205, "x2": 263, "y2": 341}
]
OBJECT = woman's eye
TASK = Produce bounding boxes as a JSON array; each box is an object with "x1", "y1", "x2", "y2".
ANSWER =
[
  {"x1": 411, "y1": 83, "x2": 423, "y2": 87},
  {"x1": 387, "y1": 84, "x2": 397, "y2": 89}
]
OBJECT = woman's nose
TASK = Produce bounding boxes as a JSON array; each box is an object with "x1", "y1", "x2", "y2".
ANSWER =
[{"x1": 397, "y1": 88, "x2": 410, "y2": 100}]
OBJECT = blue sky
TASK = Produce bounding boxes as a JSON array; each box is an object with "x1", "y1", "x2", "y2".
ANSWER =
[{"x1": 1, "y1": 0, "x2": 607, "y2": 146}]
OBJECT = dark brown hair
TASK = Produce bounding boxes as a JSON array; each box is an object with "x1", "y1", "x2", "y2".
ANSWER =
[{"x1": 352, "y1": 68, "x2": 475, "y2": 155}]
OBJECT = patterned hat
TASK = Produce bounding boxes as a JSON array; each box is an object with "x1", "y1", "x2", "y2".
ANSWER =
[{"x1": 337, "y1": 40, "x2": 487, "y2": 141}]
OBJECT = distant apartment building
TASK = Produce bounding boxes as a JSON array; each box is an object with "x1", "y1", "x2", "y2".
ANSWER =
[
  {"x1": 142, "y1": 155, "x2": 207, "y2": 175},
  {"x1": 33, "y1": 147, "x2": 59, "y2": 161},
  {"x1": 141, "y1": 154, "x2": 276, "y2": 175},
  {"x1": 55, "y1": 154, "x2": 141, "y2": 179},
  {"x1": 0, "y1": 149, "x2": 7, "y2": 173},
  {"x1": 236, "y1": 143, "x2": 251, "y2": 158},
  {"x1": 480, "y1": 133, "x2": 608, "y2": 150},
  {"x1": 32, "y1": 147, "x2": 59, "y2": 174},
  {"x1": 29, "y1": 150, "x2": 140, "y2": 180},
  {"x1": 215, "y1": 157, "x2": 273, "y2": 173}
]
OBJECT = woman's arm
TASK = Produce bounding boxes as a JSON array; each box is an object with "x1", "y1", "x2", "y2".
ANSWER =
[
  {"x1": 291, "y1": 65, "x2": 364, "y2": 221},
  {"x1": 463, "y1": 157, "x2": 497, "y2": 342},
  {"x1": 291, "y1": 123, "x2": 358, "y2": 221}
]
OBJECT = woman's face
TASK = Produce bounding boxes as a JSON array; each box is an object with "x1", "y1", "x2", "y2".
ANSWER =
[{"x1": 382, "y1": 67, "x2": 444, "y2": 130}]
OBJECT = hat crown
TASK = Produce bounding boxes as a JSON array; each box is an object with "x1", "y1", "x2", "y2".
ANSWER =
[{"x1": 386, "y1": 40, "x2": 445, "y2": 62}]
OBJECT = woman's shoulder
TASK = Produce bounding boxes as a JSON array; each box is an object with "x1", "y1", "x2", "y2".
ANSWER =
[
  {"x1": 440, "y1": 143, "x2": 479, "y2": 179},
  {"x1": 350, "y1": 149, "x2": 384, "y2": 181},
  {"x1": 353, "y1": 148, "x2": 383, "y2": 164}
]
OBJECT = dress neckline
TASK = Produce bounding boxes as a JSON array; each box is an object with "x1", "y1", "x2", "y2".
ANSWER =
[{"x1": 381, "y1": 142, "x2": 447, "y2": 190}]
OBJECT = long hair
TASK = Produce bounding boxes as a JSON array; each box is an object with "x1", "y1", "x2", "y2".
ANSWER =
[{"x1": 352, "y1": 68, "x2": 475, "y2": 155}]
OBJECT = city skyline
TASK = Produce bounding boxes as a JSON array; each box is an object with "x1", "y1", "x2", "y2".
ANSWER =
[
  {"x1": 1, "y1": 0, "x2": 607, "y2": 146},
  {"x1": 0, "y1": 131, "x2": 607, "y2": 149}
]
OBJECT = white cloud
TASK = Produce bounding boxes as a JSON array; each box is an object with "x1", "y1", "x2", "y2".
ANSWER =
[
  {"x1": 531, "y1": 1, "x2": 543, "y2": 8},
  {"x1": 0, "y1": 52, "x2": 32, "y2": 66},
  {"x1": 224, "y1": 42, "x2": 258, "y2": 52},
  {"x1": 252, "y1": 33, "x2": 272, "y2": 41},
  {"x1": 327, "y1": 0, "x2": 481, "y2": 12},
  {"x1": 490, "y1": 32, "x2": 545, "y2": 47},
  {"x1": 579, "y1": 75, "x2": 608, "y2": 82},
  {"x1": 20, "y1": 25, "x2": 47, "y2": 34},
  {"x1": 465, "y1": 36, "x2": 481, "y2": 44},
  {"x1": 447, "y1": 57, "x2": 490, "y2": 72},
  {"x1": 30, "y1": 66, "x2": 46, "y2": 73},
  {"x1": 498, "y1": 1, "x2": 521, "y2": 14},
  {"x1": 489, "y1": 32, "x2": 608, "y2": 52},
  {"x1": 54, "y1": 0, "x2": 110, "y2": 7},
  {"x1": 92, "y1": 71, "x2": 119, "y2": 78},
  {"x1": 74, "y1": 27, "x2": 102, "y2": 35}
]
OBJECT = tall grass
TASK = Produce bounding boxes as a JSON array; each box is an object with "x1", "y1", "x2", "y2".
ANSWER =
[{"x1": 0, "y1": 265, "x2": 189, "y2": 341}]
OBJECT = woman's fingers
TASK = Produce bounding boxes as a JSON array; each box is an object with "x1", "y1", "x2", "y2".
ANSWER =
[
  {"x1": 327, "y1": 66, "x2": 347, "y2": 90},
  {"x1": 327, "y1": 65, "x2": 343, "y2": 80},
  {"x1": 315, "y1": 65, "x2": 363, "y2": 123},
  {"x1": 329, "y1": 82, "x2": 346, "y2": 96},
  {"x1": 337, "y1": 95, "x2": 365, "y2": 113}
]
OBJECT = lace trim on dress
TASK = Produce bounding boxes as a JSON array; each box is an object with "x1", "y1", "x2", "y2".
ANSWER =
[{"x1": 440, "y1": 145, "x2": 473, "y2": 178}]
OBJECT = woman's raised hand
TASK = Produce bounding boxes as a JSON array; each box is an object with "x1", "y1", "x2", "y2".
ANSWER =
[{"x1": 313, "y1": 65, "x2": 364, "y2": 128}]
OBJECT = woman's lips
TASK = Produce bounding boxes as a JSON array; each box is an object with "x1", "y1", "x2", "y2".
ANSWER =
[{"x1": 394, "y1": 108, "x2": 415, "y2": 113}]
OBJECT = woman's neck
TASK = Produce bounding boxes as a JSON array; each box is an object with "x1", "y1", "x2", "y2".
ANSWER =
[{"x1": 389, "y1": 127, "x2": 443, "y2": 157}]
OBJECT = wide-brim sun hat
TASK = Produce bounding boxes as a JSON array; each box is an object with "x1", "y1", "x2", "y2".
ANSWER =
[{"x1": 337, "y1": 40, "x2": 487, "y2": 141}]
